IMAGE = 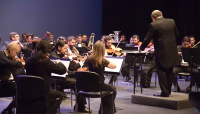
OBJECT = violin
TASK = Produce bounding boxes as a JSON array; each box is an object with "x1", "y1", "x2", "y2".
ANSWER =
[
  {"x1": 77, "y1": 67, "x2": 88, "y2": 71},
  {"x1": 13, "y1": 56, "x2": 25, "y2": 63},
  {"x1": 134, "y1": 42, "x2": 142, "y2": 47},
  {"x1": 106, "y1": 48, "x2": 122, "y2": 56}
]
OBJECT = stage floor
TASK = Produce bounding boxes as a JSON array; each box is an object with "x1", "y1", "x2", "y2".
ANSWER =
[{"x1": 0, "y1": 75, "x2": 198, "y2": 114}]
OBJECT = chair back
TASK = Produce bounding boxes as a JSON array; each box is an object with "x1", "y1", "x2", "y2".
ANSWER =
[
  {"x1": 75, "y1": 71, "x2": 101, "y2": 92},
  {"x1": 15, "y1": 75, "x2": 46, "y2": 100}
]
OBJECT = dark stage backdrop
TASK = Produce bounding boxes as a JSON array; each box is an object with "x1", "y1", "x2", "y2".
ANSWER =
[
  {"x1": 0, "y1": 0, "x2": 102, "y2": 47},
  {"x1": 102, "y1": 0, "x2": 200, "y2": 45}
]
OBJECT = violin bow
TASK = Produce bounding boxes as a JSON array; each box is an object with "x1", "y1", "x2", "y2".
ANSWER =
[{"x1": 111, "y1": 39, "x2": 122, "y2": 56}]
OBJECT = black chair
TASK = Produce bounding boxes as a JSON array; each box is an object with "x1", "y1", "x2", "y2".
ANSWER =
[
  {"x1": 0, "y1": 79, "x2": 16, "y2": 113},
  {"x1": 75, "y1": 71, "x2": 114, "y2": 114},
  {"x1": 15, "y1": 75, "x2": 61, "y2": 114}
]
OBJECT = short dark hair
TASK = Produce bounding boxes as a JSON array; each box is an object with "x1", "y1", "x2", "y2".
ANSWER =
[
  {"x1": 182, "y1": 36, "x2": 190, "y2": 42},
  {"x1": 104, "y1": 36, "x2": 112, "y2": 43},
  {"x1": 189, "y1": 36, "x2": 195, "y2": 40},
  {"x1": 131, "y1": 35, "x2": 140, "y2": 40},
  {"x1": 82, "y1": 34, "x2": 87, "y2": 37},
  {"x1": 55, "y1": 40, "x2": 66, "y2": 50},
  {"x1": 48, "y1": 32, "x2": 53, "y2": 36},
  {"x1": 26, "y1": 34, "x2": 33, "y2": 39},
  {"x1": 121, "y1": 34, "x2": 126, "y2": 37},
  {"x1": 68, "y1": 36, "x2": 76, "y2": 42},
  {"x1": 77, "y1": 34, "x2": 82, "y2": 37}
]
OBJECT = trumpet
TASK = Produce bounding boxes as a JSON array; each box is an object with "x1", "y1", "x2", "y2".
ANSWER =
[{"x1": 88, "y1": 33, "x2": 95, "y2": 49}]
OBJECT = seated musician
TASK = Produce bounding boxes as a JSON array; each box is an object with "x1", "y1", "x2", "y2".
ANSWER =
[
  {"x1": 104, "y1": 36, "x2": 118, "y2": 84},
  {"x1": 189, "y1": 36, "x2": 198, "y2": 48},
  {"x1": 88, "y1": 41, "x2": 117, "y2": 114},
  {"x1": 75, "y1": 35, "x2": 86, "y2": 47},
  {"x1": 101, "y1": 35, "x2": 106, "y2": 43},
  {"x1": 1, "y1": 32, "x2": 20, "y2": 51},
  {"x1": 0, "y1": 42, "x2": 25, "y2": 114},
  {"x1": 125, "y1": 35, "x2": 142, "y2": 47},
  {"x1": 120, "y1": 34, "x2": 128, "y2": 44},
  {"x1": 142, "y1": 40, "x2": 156, "y2": 88},
  {"x1": 31, "y1": 38, "x2": 41, "y2": 56},
  {"x1": 21, "y1": 34, "x2": 33, "y2": 60},
  {"x1": 173, "y1": 36, "x2": 199, "y2": 93},
  {"x1": 48, "y1": 32, "x2": 56, "y2": 49},
  {"x1": 82, "y1": 34, "x2": 89, "y2": 47},
  {"x1": 122, "y1": 35, "x2": 142, "y2": 82},
  {"x1": 50, "y1": 40, "x2": 90, "y2": 113},
  {"x1": 25, "y1": 39, "x2": 66, "y2": 114}
]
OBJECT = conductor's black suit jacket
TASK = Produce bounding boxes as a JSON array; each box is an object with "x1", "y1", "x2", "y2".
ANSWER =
[{"x1": 140, "y1": 18, "x2": 179, "y2": 68}]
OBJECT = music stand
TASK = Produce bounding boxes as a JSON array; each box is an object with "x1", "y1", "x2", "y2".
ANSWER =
[
  {"x1": 112, "y1": 43, "x2": 126, "y2": 48},
  {"x1": 76, "y1": 47, "x2": 90, "y2": 55}
]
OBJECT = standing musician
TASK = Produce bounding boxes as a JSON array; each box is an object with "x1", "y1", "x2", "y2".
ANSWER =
[
  {"x1": 125, "y1": 35, "x2": 142, "y2": 47},
  {"x1": 173, "y1": 36, "x2": 199, "y2": 93},
  {"x1": 75, "y1": 35, "x2": 86, "y2": 47},
  {"x1": 0, "y1": 42, "x2": 25, "y2": 114},
  {"x1": 104, "y1": 36, "x2": 119, "y2": 84},
  {"x1": 139, "y1": 10, "x2": 179, "y2": 97},
  {"x1": 50, "y1": 40, "x2": 90, "y2": 113},
  {"x1": 25, "y1": 39, "x2": 66, "y2": 114},
  {"x1": 87, "y1": 41, "x2": 117, "y2": 114}
]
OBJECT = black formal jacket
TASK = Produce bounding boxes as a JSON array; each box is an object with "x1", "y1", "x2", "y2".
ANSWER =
[
  {"x1": 0, "y1": 51, "x2": 23, "y2": 81},
  {"x1": 50, "y1": 51, "x2": 80, "y2": 71},
  {"x1": 25, "y1": 57, "x2": 66, "y2": 92},
  {"x1": 140, "y1": 18, "x2": 179, "y2": 68},
  {"x1": 21, "y1": 43, "x2": 33, "y2": 61}
]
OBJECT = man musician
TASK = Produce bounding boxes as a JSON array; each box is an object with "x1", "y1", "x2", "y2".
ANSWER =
[
  {"x1": 1, "y1": 32, "x2": 20, "y2": 51},
  {"x1": 173, "y1": 36, "x2": 199, "y2": 93},
  {"x1": 125, "y1": 35, "x2": 142, "y2": 47},
  {"x1": 0, "y1": 42, "x2": 25, "y2": 114},
  {"x1": 50, "y1": 40, "x2": 90, "y2": 113},
  {"x1": 75, "y1": 35, "x2": 86, "y2": 47},
  {"x1": 139, "y1": 10, "x2": 179, "y2": 97}
]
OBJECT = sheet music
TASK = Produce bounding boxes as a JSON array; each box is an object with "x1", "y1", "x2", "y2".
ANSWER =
[
  {"x1": 105, "y1": 57, "x2": 124, "y2": 73},
  {"x1": 51, "y1": 59, "x2": 70, "y2": 77}
]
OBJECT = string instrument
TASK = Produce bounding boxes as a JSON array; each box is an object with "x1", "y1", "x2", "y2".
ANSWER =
[
  {"x1": 76, "y1": 56, "x2": 88, "y2": 71},
  {"x1": 13, "y1": 56, "x2": 25, "y2": 66},
  {"x1": 134, "y1": 42, "x2": 142, "y2": 47}
]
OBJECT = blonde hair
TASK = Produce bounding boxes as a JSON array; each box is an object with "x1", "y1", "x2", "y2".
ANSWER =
[{"x1": 89, "y1": 40, "x2": 105, "y2": 68}]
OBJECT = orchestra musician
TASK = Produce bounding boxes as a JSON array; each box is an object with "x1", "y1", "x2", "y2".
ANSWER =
[
  {"x1": 189, "y1": 36, "x2": 198, "y2": 48},
  {"x1": 104, "y1": 36, "x2": 118, "y2": 84},
  {"x1": 75, "y1": 35, "x2": 86, "y2": 47},
  {"x1": 101, "y1": 35, "x2": 106, "y2": 43},
  {"x1": 0, "y1": 42, "x2": 25, "y2": 114},
  {"x1": 25, "y1": 39, "x2": 66, "y2": 114},
  {"x1": 120, "y1": 34, "x2": 128, "y2": 44},
  {"x1": 121, "y1": 35, "x2": 143, "y2": 82},
  {"x1": 21, "y1": 33, "x2": 27, "y2": 43},
  {"x1": 139, "y1": 10, "x2": 179, "y2": 97},
  {"x1": 48, "y1": 32, "x2": 56, "y2": 51},
  {"x1": 50, "y1": 40, "x2": 90, "y2": 113},
  {"x1": 125, "y1": 35, "x2": 142, "y2": 47},
  {"x1": 21, "y1": 34, "x2": 33, "y2": 60},
  {"x1": 82, "y1": 34, "x2": 89, "y2": 47},
  {"x1": 87, "y1": 40, "x2": 117, "y2": 114},
  {"x1": 173, "y1": 36, "x2": 199, "y2": 93}
]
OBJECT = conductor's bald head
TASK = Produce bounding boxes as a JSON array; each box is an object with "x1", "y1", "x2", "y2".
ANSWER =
[
  {"x1": 151, "y1": 10, "x2": 163, "y2": 21},
  {"x1": 6, "y1": 42, "x2": 21, "y2": 58}
]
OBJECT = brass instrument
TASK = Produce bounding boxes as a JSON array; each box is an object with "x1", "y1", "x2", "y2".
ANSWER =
[
  {"x1": 88, "y1": 33, "x2": 95, "y2": 49},
  {"x1": 109, "y1": 31, "x2": 121, "y2": 43}
]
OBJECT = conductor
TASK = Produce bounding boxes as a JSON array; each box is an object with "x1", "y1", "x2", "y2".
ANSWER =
[{"x1": 139, "y1": 10, "x2": 179, "y2": 97}]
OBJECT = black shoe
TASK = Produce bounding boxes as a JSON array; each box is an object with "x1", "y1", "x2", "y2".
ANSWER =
[
  {"x1": 153, "y1": 93, "x2": 169, "y2": 97},
  {"x1": 74, "y1": 106, "x2": 92, "y2": 113},
  {"x1": 173, "y1": 86, "x2": 181, "y2": 92},
  {"x1": 1, "y1": 109, "x2": 14, "y2": 114},
  {"x1": 184, "y1": 87, "x2": 191, "y2": 93}
]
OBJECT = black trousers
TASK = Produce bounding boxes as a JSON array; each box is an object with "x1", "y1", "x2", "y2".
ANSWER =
[
  {"x1": 173, "y1": 66, "x2": 198, "y2": 88},
  {"x1": 55, "y1": 76, "x2": 87, "y2": 107},
  {"x1": 0, "y1": 81, "x2": 16, "y2": 111},
  {"x1": 48, "y1": 89, "x2": 63, "y2": 114},
  {"x1": 121, "y1": 63, "x2": 140, "y2": 79},
  {"x1": 94, "y1": 83, "x2": 117, "y2": 114},
  {"x1": 156, "y1": 62, "x2": 173, "y2": 96}
]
